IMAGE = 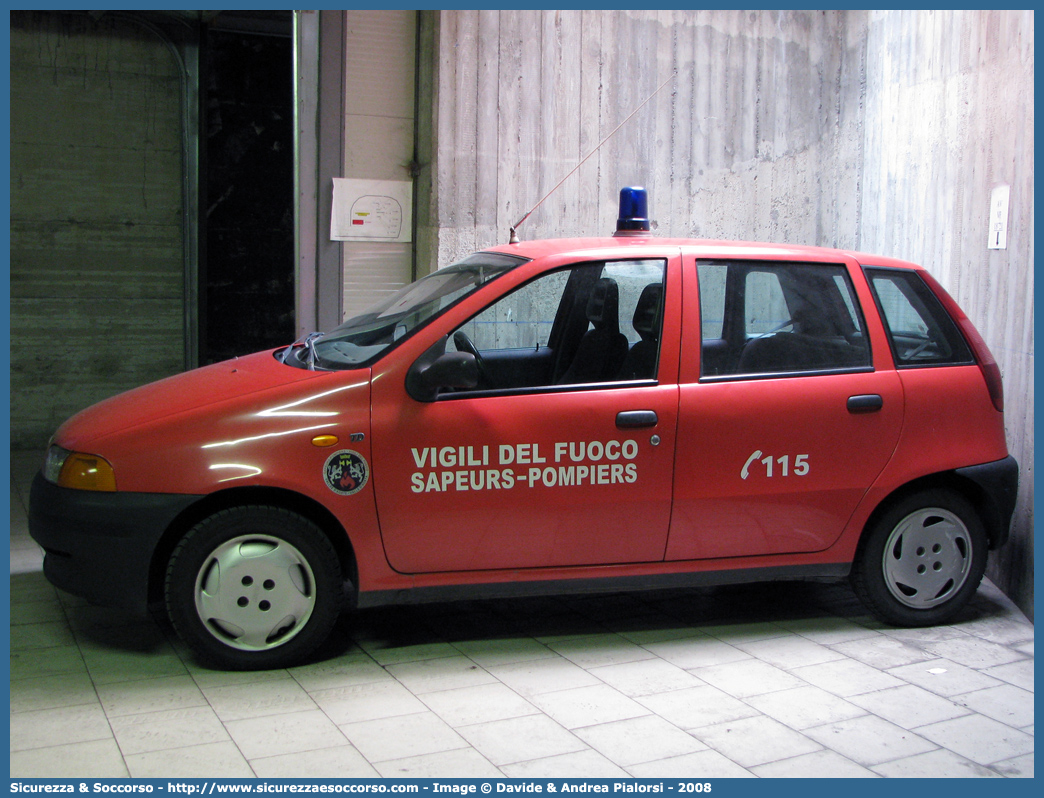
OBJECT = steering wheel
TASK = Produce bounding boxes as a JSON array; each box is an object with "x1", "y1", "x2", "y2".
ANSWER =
[{"x1": 452, "y1": 330, "x2": 491, "y2": 387}]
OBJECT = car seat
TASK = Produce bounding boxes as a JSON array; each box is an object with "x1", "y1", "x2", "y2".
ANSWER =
[
  {"x1": 557, "y1": 277, "x2": 629, "y2": 384},
  {"x1": 617, "y1": 283, "x2": 663, "y2": 380},
  {"x1": 738, "y1": 301, "x2": 864, "y2": 374}
]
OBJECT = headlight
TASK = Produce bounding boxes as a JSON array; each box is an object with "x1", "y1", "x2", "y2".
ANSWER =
[
  {"x1": 43, "y1": 445, "x2": 71, "y2": 484},
  {"x1": 43, "y1": 445, "x2": 117, "y2": 491}
]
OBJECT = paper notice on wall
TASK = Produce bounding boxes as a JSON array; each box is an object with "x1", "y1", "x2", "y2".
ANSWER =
[{"x1": 331, "y1": 178, "x2": 412, "y2": 243}]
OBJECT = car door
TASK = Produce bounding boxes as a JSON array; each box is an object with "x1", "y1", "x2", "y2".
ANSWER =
[
  {"x1": 666, "y1": 256, "x2": 904, "y2": 561},
  {"x1": 370, "y1": 254, "x2": 682, "y2": 573}
]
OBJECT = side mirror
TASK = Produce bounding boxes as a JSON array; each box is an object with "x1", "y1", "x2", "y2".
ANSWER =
[{"x1": 406, "y1": 340, "x2": 479, "y2": 402}]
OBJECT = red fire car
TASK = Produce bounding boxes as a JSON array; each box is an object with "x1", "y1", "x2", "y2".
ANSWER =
[{"x1": 30, "y1": 189, "x2": 1018, "y2": 669}]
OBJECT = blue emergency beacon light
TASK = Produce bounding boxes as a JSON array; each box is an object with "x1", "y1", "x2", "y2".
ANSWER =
[{"x1": 614, "y1": 186, "x2": 651, "y2": 236}]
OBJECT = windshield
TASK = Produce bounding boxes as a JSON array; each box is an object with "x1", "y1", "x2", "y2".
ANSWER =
[{"x1": 289, "y1": 252, "x2": 524, "y2": 369}]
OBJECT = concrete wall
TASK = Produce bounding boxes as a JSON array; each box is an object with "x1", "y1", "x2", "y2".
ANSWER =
[
  {"x1": 9, "y1": 12, "x2": 186, "y2": 449},
  {"x1": 423, "y1": 10, "x2": 867, "y2": 273},
  {"x1": 859, "y1": 10, "x2": 1034, "y2": 615},
  {"x1": 423, "y1": 10, "x2": 1034, "y2": 616}
]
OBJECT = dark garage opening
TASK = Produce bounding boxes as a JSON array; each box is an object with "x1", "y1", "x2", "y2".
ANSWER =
[{"x1": 200, "y1": 12, "x2": 295, "y2": 365}]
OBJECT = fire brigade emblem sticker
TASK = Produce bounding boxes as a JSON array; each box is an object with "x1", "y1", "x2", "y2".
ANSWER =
[{"x1": 323, "y1": 450, "x2": 369, "y2": 496}]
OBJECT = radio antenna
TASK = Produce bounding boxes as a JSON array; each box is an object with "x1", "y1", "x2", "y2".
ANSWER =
[{"x1": 509, "y1": 70, "x2": 676, "y2": 244}]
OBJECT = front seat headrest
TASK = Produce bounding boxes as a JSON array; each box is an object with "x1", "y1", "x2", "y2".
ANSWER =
[
  {"x1": 586, "y1": 278, "x2": 620, "y2": 328},
  {"x1": 632, "y1": 284, "x2": 663, "y2": 340}
]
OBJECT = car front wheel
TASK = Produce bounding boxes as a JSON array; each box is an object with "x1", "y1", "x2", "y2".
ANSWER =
[
  {"x1": 852, "y1": 489, "x2": 987, "y2": 627},
  {"x1": 165, "y1": 506, "x2": 343, "y2": 670}
]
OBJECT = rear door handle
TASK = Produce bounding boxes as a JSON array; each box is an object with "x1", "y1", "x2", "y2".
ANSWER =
[
  {"x1": 847, "y1": 394, "x2": 883, "y2": 413},
  {"x1": 616, "y1": 410, "x2": 658, "y2": 428}
]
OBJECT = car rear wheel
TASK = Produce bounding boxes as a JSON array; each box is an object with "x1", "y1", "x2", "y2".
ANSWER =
[
  {"x1": 165, "y1": 506, "x2": 343, "y2": 670},
  {"x1": 852, "y1": 489, "x2": 987, "y2": 627}
]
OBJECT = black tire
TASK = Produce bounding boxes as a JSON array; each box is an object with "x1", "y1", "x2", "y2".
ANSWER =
[
  {"x1": 851, "y1": 489, "x2": 987, "y2": 627},
  {"x1": 165, "y1": 506, "x2": 343, "y2": 670}
]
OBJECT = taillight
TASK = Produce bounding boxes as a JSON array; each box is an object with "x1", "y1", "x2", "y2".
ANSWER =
[
  {"x1": 981, "y1": 360, "x2": 1005, "y2": 412},
  {"x1": 959, "y1": 319, "x2": 1005, "y2": 412},
  {"x1": 921, "y1": 271, "x2": 1004, "y2": 412}
]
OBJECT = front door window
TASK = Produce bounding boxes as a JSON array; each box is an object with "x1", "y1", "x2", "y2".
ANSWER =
[{"x1": 449, "y1": 259, "x2": 667, "y2": 392}]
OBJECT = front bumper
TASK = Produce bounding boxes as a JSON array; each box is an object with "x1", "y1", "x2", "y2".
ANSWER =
[{"x1": 28, "y1": 473, "x2": 202, "y2": 614}]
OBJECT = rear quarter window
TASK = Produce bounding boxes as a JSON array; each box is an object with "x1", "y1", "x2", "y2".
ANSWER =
[{"x1": 864, "y1": 267, "x2": 974, "y2": 367}]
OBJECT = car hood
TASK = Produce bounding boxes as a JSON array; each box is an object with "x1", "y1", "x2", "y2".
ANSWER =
[{"x1": 55, "y1": 351, "x2": 330, "y2": 446}]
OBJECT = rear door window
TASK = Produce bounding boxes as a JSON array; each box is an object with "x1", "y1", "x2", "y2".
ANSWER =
[{"x1": 698, "y1": 260, "x2": 871, "y2": 378}]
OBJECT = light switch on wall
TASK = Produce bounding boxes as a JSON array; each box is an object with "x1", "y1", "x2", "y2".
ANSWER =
[{"x1": 988, "y1": 184, "x2": 1010, "y2": 250}]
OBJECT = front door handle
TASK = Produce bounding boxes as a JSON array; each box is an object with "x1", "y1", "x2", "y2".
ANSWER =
[
  {"x1": 616, "y1": 410, "x2": 658, "y2": 428},
  {"x1": 847, "y1": 394, "x2": 884, "y2": 413}
]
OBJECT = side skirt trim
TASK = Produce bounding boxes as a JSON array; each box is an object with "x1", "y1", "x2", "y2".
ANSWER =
[{"x1": 355, "y1": 562, "x2": 851, "y2": 608}]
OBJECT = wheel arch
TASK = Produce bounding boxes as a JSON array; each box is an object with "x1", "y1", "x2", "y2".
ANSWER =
[
  {"x1": 147, "y1": 487, "x2": 358, "y2": 607},
  {"x1": 857, "y1": 469, "x2": 1002, "y2": 562}
]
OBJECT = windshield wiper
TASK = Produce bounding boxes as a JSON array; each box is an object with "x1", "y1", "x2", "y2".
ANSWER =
[{"x1": 280, "y1": 331, "x2": 325, "y2": 370}]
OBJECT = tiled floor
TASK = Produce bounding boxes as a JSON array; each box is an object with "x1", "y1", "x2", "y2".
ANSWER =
[{"x1": 9, "y1": 450, "x2": 1034, "y2": 778}]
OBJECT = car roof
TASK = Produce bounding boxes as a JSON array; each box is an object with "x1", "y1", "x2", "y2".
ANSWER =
[{"x1": 481, "y1": 236, "x2": 923, "y2": 271}]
